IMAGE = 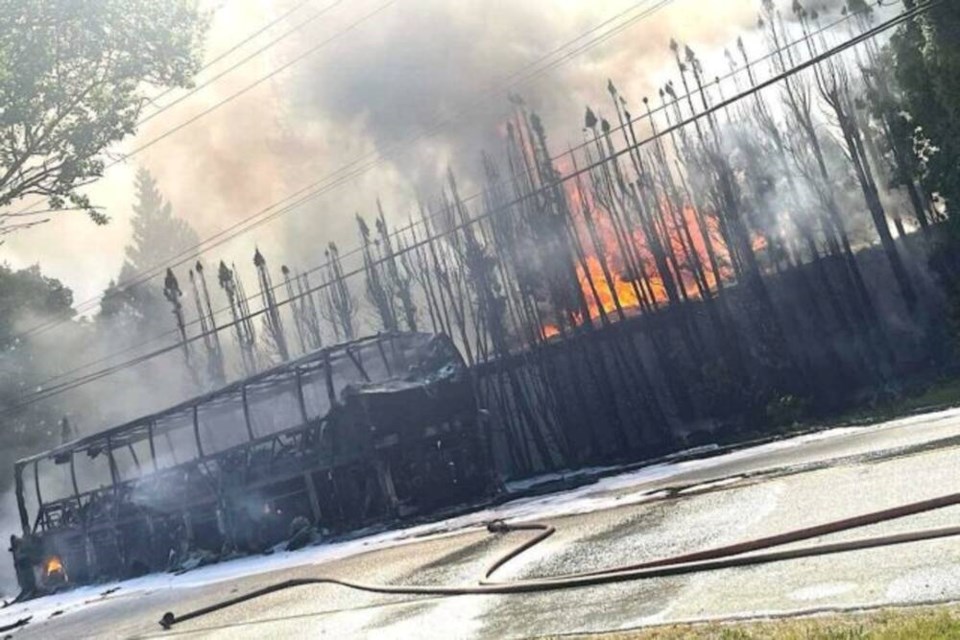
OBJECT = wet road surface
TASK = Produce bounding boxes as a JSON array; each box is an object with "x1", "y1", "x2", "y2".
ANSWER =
[{"x1": 7, "y1": 407, "x2": 960, "y2": 639}]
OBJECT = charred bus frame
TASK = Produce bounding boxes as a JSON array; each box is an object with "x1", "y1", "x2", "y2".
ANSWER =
[{"x1": 11, "y1": 333, "x2": 497, "y2": 593}]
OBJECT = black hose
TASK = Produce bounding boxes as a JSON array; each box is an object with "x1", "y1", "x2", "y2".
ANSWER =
[{"x1": 160, "y1": 491, "x2": 960, "y2": 629}]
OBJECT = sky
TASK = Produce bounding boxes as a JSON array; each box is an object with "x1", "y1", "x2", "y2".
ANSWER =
[{"x1": 2, "y1": 0, "x2": 850, "y2": 309}]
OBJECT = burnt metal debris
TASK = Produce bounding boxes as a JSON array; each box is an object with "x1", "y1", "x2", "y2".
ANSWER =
[{"x1": 10, "y1": 333, "x2": 497, "y2": 596}]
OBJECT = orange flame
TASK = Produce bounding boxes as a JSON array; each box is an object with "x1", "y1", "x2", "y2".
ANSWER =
[
  {"x1": 44, "y1": 555, "x2": 64, "y2": 577},
  {"x1": 576, "y1": 255, "x2": 641, "y2": 319},
  {"x1": 568, "y1": 196, "x2": 727, "y2": 322},
  {"x1": 531, "y1": 141, "x2": 764, "y2": 340},
  {"x1": 751, "y1": 233, "x2": 769, "y2": 253}
]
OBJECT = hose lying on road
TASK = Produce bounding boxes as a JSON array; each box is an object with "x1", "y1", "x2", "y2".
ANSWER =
[{"x1": 160, "y1": 491, "x2": 960, "y2": 629}]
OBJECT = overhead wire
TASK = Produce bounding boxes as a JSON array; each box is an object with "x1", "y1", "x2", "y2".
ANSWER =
[
  {"x1": 8, "y1": 0, "x2": 919, "y2": 399},
  {"x1": 142, "y1": 0, "x2": 321, "y2": 115},
  {"x1": 108, "y1": 0, "x2": 399, "y2": 166},
  {"x1": 138, "y1": 0, "x2": 349, "y2": 126}
]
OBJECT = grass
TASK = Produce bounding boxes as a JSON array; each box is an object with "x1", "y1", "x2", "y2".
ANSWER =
[
  {"x1": 835, "y1": 376, "x2": 960, "y2": 426},
  {"x1": 550, "y1": 605, "x2": 960, "y2": 639},
  {"x1": 754, "y1": 375, "x2": 960, "y2": 441},
  {"x1": 679, "y1": 374, "x2": 960, "y2": 456}
]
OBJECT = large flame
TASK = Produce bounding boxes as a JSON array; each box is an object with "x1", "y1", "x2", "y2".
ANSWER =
[
  {"x1": 566, "y1": 192, "x2": 727, "y2": 323},
  {"x1": 533, "y1": 156, "x2": 768, "y2": 341}
]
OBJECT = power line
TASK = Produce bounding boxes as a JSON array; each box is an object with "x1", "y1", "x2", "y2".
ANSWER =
[
  {"x1": 143, "y1": 0, "x2": 319, "y2": 114},
  {"x1": 33, "y1": 188, "x2": 493, "y2": 389},
  {"x1": 110, "y1": 0, "x2": 398, "y2": 165},
  {"x1": 7, "y1": 0, "x2": 936, "y2": 414},
  {"x1": 139, "y1": 0, "x2": 348, "y2": 126},
  {"x1": 0, "y1": 206, "x2": 102, "y2": 218}
]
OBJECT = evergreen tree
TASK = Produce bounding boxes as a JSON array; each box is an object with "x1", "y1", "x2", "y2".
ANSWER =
[{"x1": 100, "y1": 168, "x2": 200, "y2": 325}]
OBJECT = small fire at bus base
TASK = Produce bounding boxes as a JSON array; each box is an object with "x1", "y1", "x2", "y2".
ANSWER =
[{"x1": 9, "y1": 333, "x2": 498, "y2": 597}]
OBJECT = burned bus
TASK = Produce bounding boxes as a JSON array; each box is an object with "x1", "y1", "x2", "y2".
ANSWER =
[{"x1": 10, "y1": 333, "x2": 498, "y2": 595}]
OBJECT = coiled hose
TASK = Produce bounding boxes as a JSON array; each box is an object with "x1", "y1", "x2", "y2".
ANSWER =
[{"x1": 160, "y1": 491, "x2": 960, "y2": 629}]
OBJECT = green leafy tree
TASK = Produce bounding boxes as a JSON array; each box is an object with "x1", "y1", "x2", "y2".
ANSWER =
[
  {"x1": 891, "y1": 0, "x2": 960, "y2": 212},
  {"x1": 0, "y1": 264, "x2": 72, "y2": 341},
  {"x1": 0, "y1": 264, "x2": 78, "y2": 488},
  {"x1": 0, "y1": 0, "x2": 208, "y2": 223}
]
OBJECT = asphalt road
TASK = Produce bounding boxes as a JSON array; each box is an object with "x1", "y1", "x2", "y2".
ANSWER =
[{"x1": 7, "y1": 407, "x2": 960, "y2": 639}]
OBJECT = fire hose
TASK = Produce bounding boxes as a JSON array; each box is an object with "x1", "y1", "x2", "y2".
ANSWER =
[{"x1": 160, "y1": 490, "x2": 960, "y2": 629}]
